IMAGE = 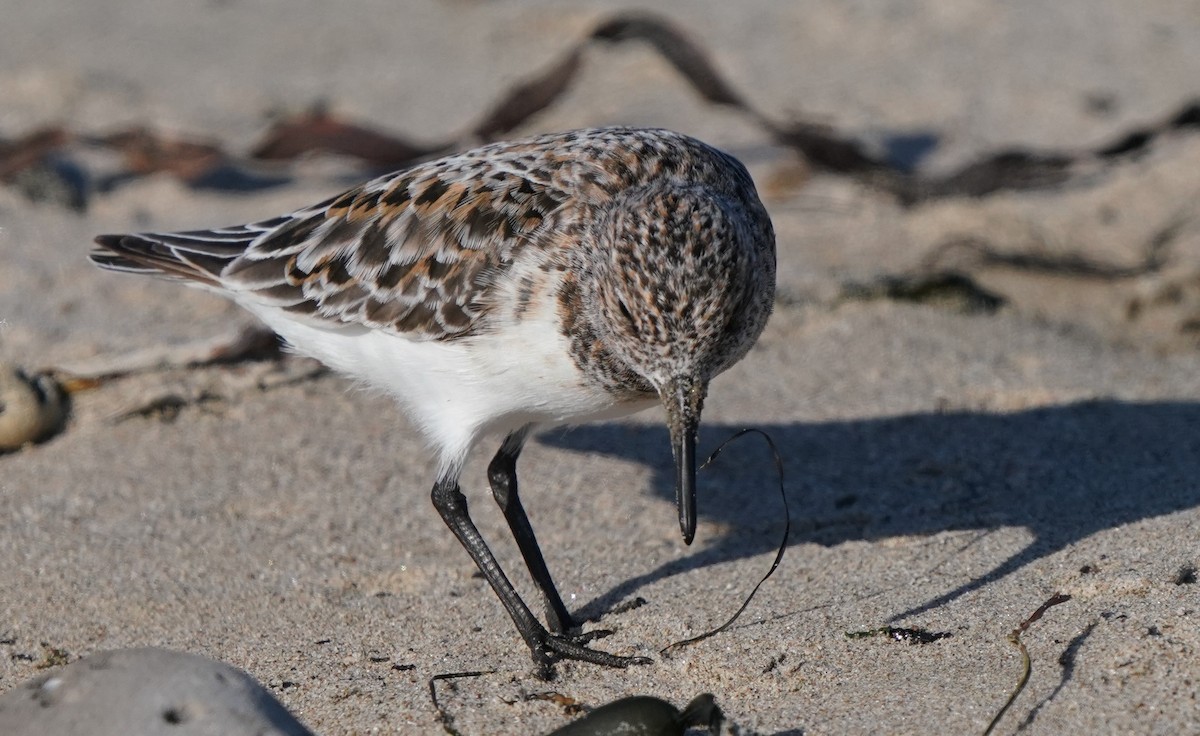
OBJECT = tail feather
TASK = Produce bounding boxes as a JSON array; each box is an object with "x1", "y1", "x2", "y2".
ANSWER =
[{"x1": 90, "y1": 232, "x2": 250, "y2": 286}]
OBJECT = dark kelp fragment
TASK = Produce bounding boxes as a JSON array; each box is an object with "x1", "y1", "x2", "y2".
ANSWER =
[{"x1": 547, "y1": 694, "x2": 722, "y2": 736}]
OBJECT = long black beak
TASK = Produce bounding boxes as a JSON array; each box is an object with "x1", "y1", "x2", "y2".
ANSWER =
[{"x1": 663, "y1": 377, "x2": 706, "y2": 545}]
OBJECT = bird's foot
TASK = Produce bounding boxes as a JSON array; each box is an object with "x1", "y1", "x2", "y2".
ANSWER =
[
  {"x1": 529, "y1": 628, "x2": 652, "y2": 679},
  {"x1": 561, "y1": 627, "x2": 613, "y2": 646}
]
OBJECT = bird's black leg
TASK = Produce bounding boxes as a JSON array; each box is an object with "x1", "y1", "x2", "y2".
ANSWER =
[
  {"x1": 431, "y1": 475, "x2": 649, "y2": 673},
  {"x1": 487, "y1": 429, "x2": 574, "y2": 634}
]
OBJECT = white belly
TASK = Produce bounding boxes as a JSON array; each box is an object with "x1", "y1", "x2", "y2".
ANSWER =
[{"x1": 251, "y1": 305, "x2": 653, "y2": 477}]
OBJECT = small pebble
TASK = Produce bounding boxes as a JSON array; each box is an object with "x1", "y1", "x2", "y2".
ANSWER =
[{"x1": 0, "y1": 364, "x2": 66, "y2": 451}]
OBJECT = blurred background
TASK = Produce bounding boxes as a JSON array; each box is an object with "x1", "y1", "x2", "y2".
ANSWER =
[{"x1": 4, "y1": 0, "x2": 1200, "y2": 360}]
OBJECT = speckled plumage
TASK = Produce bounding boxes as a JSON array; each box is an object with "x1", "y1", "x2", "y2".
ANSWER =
[{"x1": 91, "y1": 126, "x2": 776, "y2": 670}]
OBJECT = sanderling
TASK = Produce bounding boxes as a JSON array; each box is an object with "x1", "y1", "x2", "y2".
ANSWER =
[{"x1": 91, "y1": 126, "x2": 776, "y2": 671}]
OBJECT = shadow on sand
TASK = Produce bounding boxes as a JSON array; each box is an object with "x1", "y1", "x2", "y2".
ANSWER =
[{"x1": 537, "y1": 399, "x2": 1200, "y2": 624}]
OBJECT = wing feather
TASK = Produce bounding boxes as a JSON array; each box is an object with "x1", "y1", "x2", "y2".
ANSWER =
[
  {"x1": 90, "y1": 127, "x2": 755, "y2": 340},
  {"x1": 91, "y1": 155, "x2": 571, "y2": 340}
]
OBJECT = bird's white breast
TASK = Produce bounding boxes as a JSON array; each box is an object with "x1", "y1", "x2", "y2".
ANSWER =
[{"x1": 246, "y1": 284, "x2": 652, "y2": 478}]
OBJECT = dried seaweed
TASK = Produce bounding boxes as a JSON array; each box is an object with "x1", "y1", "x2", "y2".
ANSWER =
[
  {"x1": 5, "y1": 12, "x2": 1199, "y2": 210},
  {"x1": 982, "y1": 593, "x2": 1071, "y2": 736}
]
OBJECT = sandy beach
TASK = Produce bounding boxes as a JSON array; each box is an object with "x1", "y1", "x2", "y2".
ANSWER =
[{"x1": 2, "y1": 1, "x2": 1199, "y2": 733}]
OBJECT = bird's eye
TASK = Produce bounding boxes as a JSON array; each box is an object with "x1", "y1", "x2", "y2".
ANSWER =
[{"x1": 617, "y1": 298, "x2": 636, "y2": 329}]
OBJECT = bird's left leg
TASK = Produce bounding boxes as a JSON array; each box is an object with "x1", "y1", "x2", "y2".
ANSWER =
[
  {"x1": 432, "y1": 475, "x2": 645, "y2": 672},
  {"x1": 488, "y1": 428, "x2": 574, "y2": 635}
]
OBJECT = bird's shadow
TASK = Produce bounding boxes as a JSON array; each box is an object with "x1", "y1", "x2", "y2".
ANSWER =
[{"x1": 537, "y1": 400, "x2": 1200, "y2": 623}]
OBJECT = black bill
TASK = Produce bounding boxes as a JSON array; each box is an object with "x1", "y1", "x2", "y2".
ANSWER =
[{"x1": 663, "y1": 376, "x2": 705, "y2": 545}]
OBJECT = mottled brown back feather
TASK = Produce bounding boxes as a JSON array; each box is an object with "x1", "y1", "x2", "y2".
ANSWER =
[{"x1": 90, "y1": 127, "x2": 770, "y2": 345}]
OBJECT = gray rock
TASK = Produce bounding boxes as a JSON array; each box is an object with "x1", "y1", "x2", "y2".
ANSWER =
[{"x1": 0, "y1": 648, "x2": 315, "y2": 736}]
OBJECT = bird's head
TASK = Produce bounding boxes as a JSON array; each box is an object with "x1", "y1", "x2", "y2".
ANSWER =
[{"x1": 579, "y1": 181, "x2": 775, "y2": 545}]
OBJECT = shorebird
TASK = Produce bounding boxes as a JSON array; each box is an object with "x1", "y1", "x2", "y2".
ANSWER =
[{"x1": 91, "y1": 126, "x2": 776, "y2": 671}]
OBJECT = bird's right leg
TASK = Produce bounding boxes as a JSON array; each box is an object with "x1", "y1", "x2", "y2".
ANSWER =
[{"x1": 430, "y1": 476, "x2": 649, "y2": 673}]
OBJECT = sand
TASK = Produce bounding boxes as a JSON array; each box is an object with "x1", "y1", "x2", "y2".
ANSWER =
[{"x1": 2, "y1": 1, "x2": 1199, "y2": 733}]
